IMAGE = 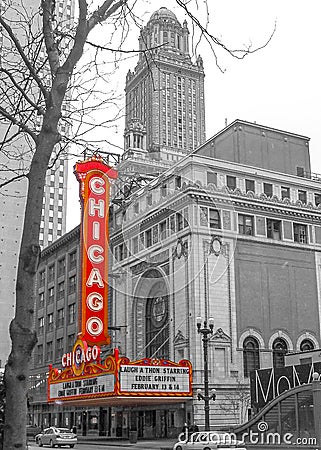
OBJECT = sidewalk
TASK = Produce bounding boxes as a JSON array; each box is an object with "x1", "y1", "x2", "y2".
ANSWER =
[{"x1": 77, "y1": 435, "x2": 176, "y2": 449}]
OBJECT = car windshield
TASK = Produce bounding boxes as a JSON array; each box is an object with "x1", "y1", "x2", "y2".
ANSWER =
[{"x1": 57, "y1": 428, "x2": 71, "y2": 433}]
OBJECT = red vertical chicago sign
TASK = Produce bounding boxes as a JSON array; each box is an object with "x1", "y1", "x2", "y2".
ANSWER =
[{"x1": 74, "y1": 156, "x2": 117, "y2": 345}]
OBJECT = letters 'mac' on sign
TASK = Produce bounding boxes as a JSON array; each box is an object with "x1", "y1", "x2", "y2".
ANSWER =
[{"x1": 74, "y1": 156, "x2": 117, "y2": 345}]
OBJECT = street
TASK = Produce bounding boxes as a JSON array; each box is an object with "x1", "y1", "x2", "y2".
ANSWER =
[
  {"x1": 27, "y1": 439, "x2": 175, "y2": 450},
  {"x1": 28, "y1": 444, "x2": 133, "y2": 450}
]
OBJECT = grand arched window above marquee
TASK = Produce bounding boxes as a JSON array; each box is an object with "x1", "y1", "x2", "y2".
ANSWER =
[
  {"x1": 146, "y1": 295, "x2": 169, "y2": 359},
  {"x1": 273, "y1": 337, "x2": 288, "y2": 368},
  {"x1": 243, "y1": 337, "x2": 260, "y2": 377},
  {"x1": 300, "y1": 338, "x2": 314, "y2": 352}
]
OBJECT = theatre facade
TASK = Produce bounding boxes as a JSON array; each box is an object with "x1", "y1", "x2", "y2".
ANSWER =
[{"x1": 29, "y1": 118, "x2": 321, "y2": 437}]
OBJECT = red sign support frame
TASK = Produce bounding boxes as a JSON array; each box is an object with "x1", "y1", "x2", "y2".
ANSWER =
[{"x1": 74, "y1": 156, "x2": 117, "y2": 346}]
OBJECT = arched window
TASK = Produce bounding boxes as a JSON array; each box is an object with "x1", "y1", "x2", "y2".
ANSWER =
[
  {"x1": 243, "y1": 337, "x2": 260, "y2": 377},
  {"x1": 273, "y1": 338, "x2": 288, "y2": 368},
  {"x1": 146, "y1": 295, "x2": 169, "y2": 359},
  {"x1": 300, "y1": 339, "x2": 314, "y2": 352}
]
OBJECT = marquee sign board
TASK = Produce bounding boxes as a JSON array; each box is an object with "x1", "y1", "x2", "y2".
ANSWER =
[
  {"x1": 48, "y1": 348, "x2": 192, "y2": 404},
  {"x1": 74, "y1": 156, "x2": 117, "y2": 346}
]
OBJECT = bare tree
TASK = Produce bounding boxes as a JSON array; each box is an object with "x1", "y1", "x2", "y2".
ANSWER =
[
  {"x1": 0, "y1": 1, "x2": 274, "y2": 448},
  {"x1": 218, "y1": 379, "x2": 251, "y2": 425}
]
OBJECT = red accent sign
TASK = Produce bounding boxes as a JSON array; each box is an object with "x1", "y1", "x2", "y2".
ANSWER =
[{"x1": 74, "y1": 156, "x2": 117, "y2": 345}]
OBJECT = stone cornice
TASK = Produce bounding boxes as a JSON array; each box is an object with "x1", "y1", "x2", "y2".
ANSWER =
[{"x1": 41, "y1": 225, "x2": 80, "y2": 259}]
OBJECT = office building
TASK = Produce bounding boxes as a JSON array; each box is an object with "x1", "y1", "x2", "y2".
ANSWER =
[{"x1": 0, "y1": 0, "x2": 74, "y2": 365}]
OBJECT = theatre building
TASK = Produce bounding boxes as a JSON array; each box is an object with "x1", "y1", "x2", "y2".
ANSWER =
[{"x1": 29, "y1": 118, "x2": 321, "y2": 436}]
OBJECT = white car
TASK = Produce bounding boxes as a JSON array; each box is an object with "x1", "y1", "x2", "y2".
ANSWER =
[
  {"x1": 35, "y1": 426, "x2": 77, "y2": 448},
  {"x1": 173, "y1": 431, "x2": 246, "y2": 450}
]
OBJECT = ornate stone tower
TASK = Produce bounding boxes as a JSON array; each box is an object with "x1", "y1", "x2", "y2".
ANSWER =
[{"x1": 124, "y1": 7, "x2": 206, "y2": 159}]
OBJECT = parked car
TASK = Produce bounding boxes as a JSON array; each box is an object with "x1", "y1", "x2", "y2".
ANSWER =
[
  {"x1": 35, "y1": 426, "x2": 77, "y2": 448},
  {"x1": 173, "y1": 431, "x2": 246, "y2": 450}
]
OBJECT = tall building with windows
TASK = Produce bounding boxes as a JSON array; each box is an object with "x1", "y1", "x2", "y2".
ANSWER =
[
  {"x1": 122, "y1": 7, "x2": 206, "y2": 177},
  {"x1": 0, "y1": 0, "x2": 74, "y2": 365}
]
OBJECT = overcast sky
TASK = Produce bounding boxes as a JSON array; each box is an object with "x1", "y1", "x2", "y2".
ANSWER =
[{"x1": 66, "y1": 0, "x2": 321, "y2": 230}]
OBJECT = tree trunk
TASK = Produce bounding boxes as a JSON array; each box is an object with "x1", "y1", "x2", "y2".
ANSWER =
[{"x1": 3, "y1": 131, "x2": 59, "y2": 450}]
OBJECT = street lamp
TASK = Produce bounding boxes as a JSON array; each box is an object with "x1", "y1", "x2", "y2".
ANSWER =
[{"x1": 196, "y1": 317, "x2": 216, "y2": 430}]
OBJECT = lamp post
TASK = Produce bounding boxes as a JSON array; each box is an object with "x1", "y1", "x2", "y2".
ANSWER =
[{"x1": 196, "y1": 317, "x2": 216, "y2": 430}]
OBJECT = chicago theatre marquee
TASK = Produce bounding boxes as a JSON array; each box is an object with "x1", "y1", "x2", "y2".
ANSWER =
[{"x1": 29, "y1": 156, "x2": 193, "y2": 439}]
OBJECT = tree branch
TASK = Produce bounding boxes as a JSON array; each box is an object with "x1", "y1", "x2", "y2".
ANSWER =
[
  {"x1": 0, "y1": 173, "x2": 28, "y2": 189},
  {"x1": 0, "y1": 16, "x2": 47, "y2": 98},
  {"x1": 41, "y1": 0, "x2": 61, "y2": 76},
  {"x1": 0, "y1": 68, "x2": 45, "y2": 115},
  {"x1": 0, "y1": 106, "x2": 38, "y2": 142}
]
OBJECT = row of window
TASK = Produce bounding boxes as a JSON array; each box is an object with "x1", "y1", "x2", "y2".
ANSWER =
[
  {"x1": 207, "y1": 171, "x2": 321, "y2": 206},
  {"x1": 38, "y1": 251, "x2": 77, "y2": 286},
  {"x1": 38, "y1": 275, "x2": 77, "y2": 306},
  {"x1": 36, "y1": 333, "x2": 75, "y2": 365},
  {"x1": 243, "y1": 336, "x2": 315, "y2": 377},
  {"x1": 128, "y1": 176, "x2": 182, "y2": 217},
  {"x1": 114, "y1": 208, "x2": 189, "y2": 261},
  {"x1": 37, "y1": 303, "x2": 76, "y2": 335},
  {"x1": 200, "y1": 206, "x2": 309, "y2": 244}
]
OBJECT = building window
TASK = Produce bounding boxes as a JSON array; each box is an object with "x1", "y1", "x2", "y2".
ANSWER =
[
  {"x1": 147, "y1": 194, "x2": 152, "y2": 206},
  {"x1": 145, "y1": 229, "x2": 152, "y2": 248},
  {"x1": 48, "y1": 286, "x2": 55, "y2": 304},
  {"x1": 38, "y1": 317, "x2": 45, "y2": 335},
  {"x1": 39, "y1": 270, "x2": 45, "y2": 287},
  {"x1": 209, "y1": 209, "x2": 221, "y2": 229},
  {"x1": 68, "y1": 334, "x2": 75, "y2": 350},
  {"x1": 293, "y1": 223, "x2": 308, "y2": 244},
  {"x1": 146, "y1": 296, "x2": 169, "y2": 359},
  {"x1": 134, "y1": 203, "x2": 139, "y2": 214},
  {"x1": 69, "y1": 251, "x2": 77, "y2": 270},
  {"x1": 38, "y1": 292, "x2": 44, "y2": 308},
  {"x1": 267, "y1": 219, "x2": 282, "y2": 240},
  {"x1": 68, "y1": 275, "x2": 76, "y2": 294},
  {"x1": 245, "y1": 179, "x2": 255, "y2": 193},
  {"x1": 68, "y1": 303, "x2": 76, "y2": 325},
  {"x1": 118, "y1": 243, "x2": 125, "y2": 261},
  {"x1": 47, "y1": 313, "x2": 54, "y2": 332},
  {"x1": 159, "y1": 221, "x2": 167, "y2": 240},
  {"x1": 281, "y1": 186, "x2": 290, "y2": 199},
  {"x1": 37, "y1": 344, "x2": 43, "y2": 364},
  {"x1": 132, "y1": 236, "x2": 139, "y2": 254},
  {"x1": 175, "y1": 176, "x2": 182, "y2": 188},
  {"x1": 300, "y1": 339, "x2": 314, "y2": 352},
  {"x1": 58, "y1": 258, "x2": 65, "y2": 277},
  {"x1": 176, "y1": 213, "x2": 183, "y2": 232},
  {"x1": 272, "y1": 338, "x2": 288, "y2": 368},
  {"x1": 58, "y1": 281, "x2": 65, "y2": 300},
  {"x1": 243, "y1": 337, "x2": 260, "y2": 377},
  {"x1": 56, "y1": 337, "x2": 64, "y2": 361},
  {"x1": 46, "y1": 341, "x2": 53, "y2": 361},
  {"x1": 161, "y1": 183, "x2": 167, "y2": 197},
  {"x1": 263, "y1": 183, "x2": 273, "y2": 197},
  {"x1": 48, "y1": 264, "x2": 55, "y2": 282},
  {"x1": 297, "y1": 166, "x2": 305, "y2": 177},
  {"x1": 57, "y1": 308, "x2": 64, "y2": 328},
  {"x1": 207, "y1": 171, "x2": 217, "y2": 185},
  {"x1": 226, "y1": 175, "x2": 236, "y2": 190},
  {"x1": 298, "y1": 189, "x2": 307, "y2": 204},
  {"x1": 238, "y1": 214, "x2": 254, "y2": 236},
  {"x1": 315, "y1": 193, "x2": 321, "y2": 206}
]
